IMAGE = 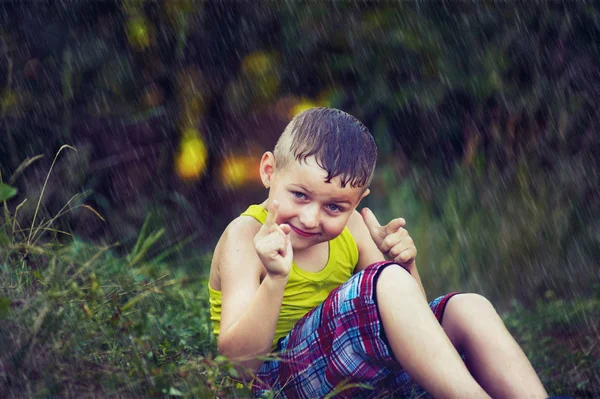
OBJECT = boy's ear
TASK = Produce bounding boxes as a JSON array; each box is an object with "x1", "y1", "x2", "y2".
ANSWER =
[
  {"x1": 356, "y1": 188, "x2": 371, "y2": 206},
  {"x1": 357, "y1": 188, "x2": 370, "y2": 204},
  {"x1": 361, "y1": 188, "x2": 371, "y2": 199},
  {"x1": 259, "y1": 151, "x2": 276, "y2": 188}
]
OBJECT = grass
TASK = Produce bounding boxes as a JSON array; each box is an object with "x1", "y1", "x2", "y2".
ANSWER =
[
  {"x1": 0, "y1": 237, "x2": 253, "y2": 398},
  {"x1": 0, "y1": 150, "x2": 248, "y2": 397},
  {"x1": 1, "y1": 150, "x2": 598, "y2": 397},
  {"x1": 3, "y1": 238, "x2": 597, "y2": 398},
  {"x1": 503, "y1": 297, "x2": 600, "y2": 397}
]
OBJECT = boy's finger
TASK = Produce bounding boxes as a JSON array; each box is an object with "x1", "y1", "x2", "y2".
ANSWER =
[
  {"x1": 361, "y1": 207, "x2": 385, "y2": 241},
  {"x1": 280, "y1": 225, "x2": 292, "y2": 257},
  {"x1": 265, "y1": 200, "x2": 280, "y2": 226},
  {"x1": 262, "y1": 236, "x2": 285, "y2": 257},
  {"x1": 279, "y1": 224, "x2": 293, "y2": 258},
  {"x1": 382, "y1": 232, "x2": 411, "y2": 254},
  {"x1": 394, "y1": 248, "x2": 416, "y2": 265},
  {"x1": 279, "y1": 223, "x2": 291, "y2": 235},
  {"x1": 385, "y1": 218, "x2": 406, "y2": 235}
]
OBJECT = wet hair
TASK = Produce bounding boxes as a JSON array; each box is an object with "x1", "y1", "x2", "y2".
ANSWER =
[{"x1": 274, "y1": 107, "x2": 377, "y2": 188}]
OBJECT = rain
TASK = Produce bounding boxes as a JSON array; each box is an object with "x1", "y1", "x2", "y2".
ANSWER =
[{"x1": 0, "y1": 2, "x2": 598, "y2": 398}]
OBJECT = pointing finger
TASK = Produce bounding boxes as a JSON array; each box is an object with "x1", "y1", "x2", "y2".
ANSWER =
[
  {"x1": 265, "y1": 200, "x2": 280, "y2": 227},
  {"x1": 361, "y1": 207, "x2": 385, "y2": 242},
  {"x1": 279, "y1": 224, "x2": 292, "y2": 257}
]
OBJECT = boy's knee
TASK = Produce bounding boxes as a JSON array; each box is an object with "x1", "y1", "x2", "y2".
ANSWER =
[
  {"x1": 448, "y1": 293, "x2": 498, "y2": 319},
  {"x1": 376, "y1": 264, "x2": 421, "y2": 296}
]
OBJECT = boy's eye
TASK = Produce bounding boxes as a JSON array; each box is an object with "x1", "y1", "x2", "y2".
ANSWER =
[
  {"x1": 327, "y1": 204, "x2": 341, "y2": 212},
  {"x1": 292, "y1": 192, "x2": 306, "y2": 199}
]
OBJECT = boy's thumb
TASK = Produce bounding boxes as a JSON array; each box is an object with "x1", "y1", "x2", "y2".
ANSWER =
[{"x1": 361, "y1": 208, "x2": 382, "y2": 238}]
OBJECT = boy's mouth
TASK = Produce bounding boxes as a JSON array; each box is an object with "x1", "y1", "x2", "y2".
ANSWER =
[{"x1": 289, "y1": 224, "x2": 318, "y2": 237}]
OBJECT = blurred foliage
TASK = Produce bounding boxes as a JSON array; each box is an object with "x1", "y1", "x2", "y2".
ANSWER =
[
  {"x1": 0, "y1": 0, "x2": 597, "y2": 302},
  {"x1": 370, "y1": 153, "x2": 600, "y2": 305},
  {"x1": 0, "y1": 2, "x2": 598, "y2": 225},
  {"x1": 1, "y1": 5, "x2": 598, "y2": 202}
]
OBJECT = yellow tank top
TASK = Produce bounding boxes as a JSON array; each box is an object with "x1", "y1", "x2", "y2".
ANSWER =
[{"x1": 208, "y1": 204, "x2": 359, "y2": 349}]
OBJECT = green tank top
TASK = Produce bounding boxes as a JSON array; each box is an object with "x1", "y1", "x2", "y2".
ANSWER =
[{"x1": 208, "y1": 204, "x2": 359, "y2": 349}]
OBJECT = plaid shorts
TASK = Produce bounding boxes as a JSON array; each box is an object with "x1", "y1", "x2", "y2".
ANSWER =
[{"x1": 253, "y1": 261, "x2": 462, "y2": 399}]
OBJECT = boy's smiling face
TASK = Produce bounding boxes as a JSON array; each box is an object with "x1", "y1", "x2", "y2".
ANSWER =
[{"x1": 260, "y1": 152, "x2": 369, "y2": 251}]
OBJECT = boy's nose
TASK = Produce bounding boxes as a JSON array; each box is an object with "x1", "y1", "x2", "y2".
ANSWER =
[{"x1": 299, "y1": 205, "x2": 320, "y2": 229}]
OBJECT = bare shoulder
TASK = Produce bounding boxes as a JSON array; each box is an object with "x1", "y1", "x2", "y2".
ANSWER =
[
  {"x1": 225, "y1": 214, "x2": 263, "y2": 239},
  {"x1": 209, "y1": 215, "x2": 263, "y2": 291}
]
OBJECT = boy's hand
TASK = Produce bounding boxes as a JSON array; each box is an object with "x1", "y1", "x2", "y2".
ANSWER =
[
  {"x1": 254, "y1": 200, "x2": 293, "y2": 280},
  {"x1": 361, "y1": 207, "x2": 417, "y2": 269}
]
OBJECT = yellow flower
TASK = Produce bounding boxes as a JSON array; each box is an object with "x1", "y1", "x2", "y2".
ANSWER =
[
  {"x1": 220, "y1": 154, "x2": 260, "y2": 188},
  {"x1": 176, "y1": 129, "x2": 208, "y2": 181}
]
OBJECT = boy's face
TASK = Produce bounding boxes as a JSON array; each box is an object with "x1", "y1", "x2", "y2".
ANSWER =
[{"x1": 260, "y1": 153, "x2": 369, "y2": 251}]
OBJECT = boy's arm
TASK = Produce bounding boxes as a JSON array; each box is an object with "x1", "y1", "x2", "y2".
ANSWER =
[
  {"x1": 347, "y1": 210, "x2": 427, "y2": 299},
  {"x1": 216, "y1": 219, "x2": 287, "y2": 374}
]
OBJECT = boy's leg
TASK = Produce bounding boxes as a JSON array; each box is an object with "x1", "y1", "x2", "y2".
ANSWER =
[
  {"x1": 377, "y1": 265, "x2": 490, "y2": 398},
  {"x1": 441, "y1": 294, "x2": 548, "y2": 399},
  {"x1": 256, "y1": 261, "x2": 440, "y2": 398}
]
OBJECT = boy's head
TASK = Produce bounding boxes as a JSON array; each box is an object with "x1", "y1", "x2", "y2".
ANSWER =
[
  {"x1": 273, "y1": 107, "x2": 377, "y2": 191},
  {"x1": 259, "y1": 107, "x2": 378, "y2": 250}
]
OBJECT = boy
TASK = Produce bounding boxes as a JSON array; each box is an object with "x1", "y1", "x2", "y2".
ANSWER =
[{"x1": 208, "y1": 108, "x2": 549, "y2": 398}]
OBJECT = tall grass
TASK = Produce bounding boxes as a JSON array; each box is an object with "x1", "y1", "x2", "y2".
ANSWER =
[{"x1": 0, "y1": 150, "x2": 248, "y2": 398}]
